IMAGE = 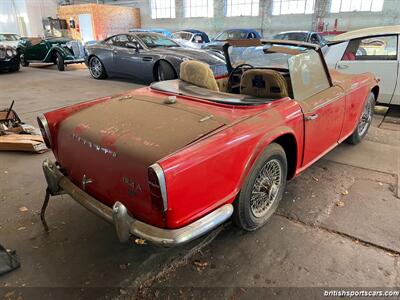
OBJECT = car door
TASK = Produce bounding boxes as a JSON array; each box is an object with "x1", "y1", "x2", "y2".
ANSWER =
[
  {"x1": 336, "y1": 35, "x2": 399, "y2": 104},
  {"x1": 289, "y1": 49, "x2": 346, "y2": 167},
  {"x1": 27, "y1": 40, "x2": 49, "y2": 61},
  {"x1": 111, "y1": 34, "x2": 143, "y2": 76}
]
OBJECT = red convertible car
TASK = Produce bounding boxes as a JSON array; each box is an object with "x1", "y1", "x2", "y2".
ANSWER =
[{"x1": 38, "y1": 40, "x2": 378, "y2": 246}]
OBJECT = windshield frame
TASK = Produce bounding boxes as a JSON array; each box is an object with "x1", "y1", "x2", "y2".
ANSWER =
[
  {"x1": 214, "y1": 30, "x2": 248, "y2": 41},
  {"x1": 222, "y1": 39, "x2": 332, "y2": 86},
  {"x1": 171, "y1": 31, "x2": 194, "y2": 41},
  {"x1": 0, "y1": 33, "x2": 20, "y2": 42}
]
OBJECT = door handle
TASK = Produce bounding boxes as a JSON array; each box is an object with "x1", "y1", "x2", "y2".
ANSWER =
[
  {"x1": 142, "y1": 57, "x2": 153, "y2": 62},
  {"x1": 337, "y1": 64, "x2": 349, "y2": 69},
  {"x1": 305, "y1": 113, "x2": 319, "y2": 121}
]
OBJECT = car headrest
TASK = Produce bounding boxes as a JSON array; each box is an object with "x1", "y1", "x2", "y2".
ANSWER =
[
  {"x1": 240, "y1": 69, "x2": 289, "y2": 99},
  {"x1": 180, "y1": 60, "x2": 219, "y2": 92}
]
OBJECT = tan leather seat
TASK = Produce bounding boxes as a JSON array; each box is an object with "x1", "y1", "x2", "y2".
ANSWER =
[
  {"x1": 240, "y1": 69, "x2": 289, "y2": 99},
  {"x1": 180, "y1": 60, "x2": 219, "y2": 92}
]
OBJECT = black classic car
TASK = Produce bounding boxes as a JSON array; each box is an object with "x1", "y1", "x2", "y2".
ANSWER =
[
  {"x1": 18, "y1": 37, "x2": 85, "y2": 71},
  {"x1": 0, "y1": 45, "x2": 20, "y2": 73},
  {"x1": 85, "y1": 32, "x2": 227, "y2": 82}
]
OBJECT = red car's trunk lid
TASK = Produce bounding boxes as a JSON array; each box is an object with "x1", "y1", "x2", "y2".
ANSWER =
[{"x1": 56, "y1": 94, "x2": 226, "y2": 226}]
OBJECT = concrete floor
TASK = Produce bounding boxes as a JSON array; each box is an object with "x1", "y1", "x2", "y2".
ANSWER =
[{"x1": 0, "y1": 65, "x2": 400, "y2": 300}]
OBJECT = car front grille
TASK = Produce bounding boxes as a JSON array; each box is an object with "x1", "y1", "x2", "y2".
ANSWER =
[
  {"x1": 69, "y1": 41, "x2": 85, "y2": 59},
  {"x1": 0, "y1": 47, "x2": 5, "y2": 60}
]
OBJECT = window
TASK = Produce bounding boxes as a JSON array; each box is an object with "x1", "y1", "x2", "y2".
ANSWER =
[
  {"x1": 288, "y1": 50, "x2": 330, "y2": 101},
  {"x1": 272, "y1": 0, "x2": 315, "y2": 15},
  {"x1": 184, "y1": 0, "x2": 213, "y2": 17},
  {"x1": 342, "y1": 35, "x2": 397, "y2": 61},
  {"x1": 136, "y1": 33, "x2": 179, "y2": 48},
  {"x1": 106, "y1": 35, "x2": 129, "y2": 47},
  {"x1": 150, "y1": 0, "x2": 175, "y2": 19},
  {"x1": 226, "y1": 0, "x2": 259, "y2": 17},
  {"x1": 330, "y1": 0, "x2": 384, "y2": 13}
]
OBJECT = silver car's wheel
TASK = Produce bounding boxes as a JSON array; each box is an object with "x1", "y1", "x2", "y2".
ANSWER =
[
  {"x1": 250, "y1": 159, "x2": 282, "y2": 218},
  {"x1": 89, "y1": 56, "x2": 107, "y2": 79},
  {"x1": 157, "y1": 61, "x2": 176, "y2": 81}
]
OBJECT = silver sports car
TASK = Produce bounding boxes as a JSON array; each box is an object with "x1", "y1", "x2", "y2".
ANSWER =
[{"x1": 85, "y1": 32, "x2": 227, "y2": 82}]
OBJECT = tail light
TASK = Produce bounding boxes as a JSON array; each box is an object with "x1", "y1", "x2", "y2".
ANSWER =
[
  {"x1": 37, "y1": 115, "x2": 52, "y2": 149},
  {"x1": 148, "y1": 164, "x2": 168, "y2": 213}
]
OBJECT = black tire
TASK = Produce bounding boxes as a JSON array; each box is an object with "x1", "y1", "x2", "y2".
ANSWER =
[
  {"x1": 347, "y1": 92, "x2": 375, "y2": 145},
  {"x1": 20, "y1": 53, "x2": 29, "y2": 67},
  {"x1": 55, "y1": 52, "x2": 65, "y2": 71},
  {"x1": 89, "y1": 56, "x2": 107, "y2": 79},
  {"x1": 233, "y1": 143, "x2": 288, "y2": 231},
  {"x1": 157, "y1": 60, "x2": 176, "y2": 81}
]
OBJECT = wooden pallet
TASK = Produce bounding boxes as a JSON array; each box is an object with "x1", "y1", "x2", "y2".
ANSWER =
[{"x1": 0, "y1": 134, "x2": 48, "y2": 153}]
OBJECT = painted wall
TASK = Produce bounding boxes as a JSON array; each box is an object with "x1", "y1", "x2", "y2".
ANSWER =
[
  {"x1": 0, "y1": 0, "x2": 57, "y2": 36},
  {"x1": 99, "y1": 0, "x2": 400, "y2": 37}
]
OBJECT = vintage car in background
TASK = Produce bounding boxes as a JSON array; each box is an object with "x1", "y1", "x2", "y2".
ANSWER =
[
  {"x1": 38, "y1": 39, "x2": 378, "y2": 246},
  {"x1": 129, "y1": 28, "x2": 172, "y2": 37},
  {"x1": 0, "y1": 44, "x2": 20, "y2": 73},
  {"x1": 171, "y1": 29, "x2": 210, "y2": 49},
  {"x1": 85, "y1": 32, "x2": 226, "y2": 82},
  {"x1": 0, "y1": 33, "x2": 21, "y2": 48},
  {"x1": 325, "y1": 25, "x2": 399, "y2": 106},
  {"x1": 18, "y1": 37, "x2": 85, "y2": 71},
  {"x1": 272, "y1": 31, "x2": 328, "y2": 53},
  {"x1": 202, "y1": 28, "x2": 262, "y2": 51}
]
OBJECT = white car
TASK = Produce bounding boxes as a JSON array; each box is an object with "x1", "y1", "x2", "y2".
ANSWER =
[
  {"x1": 171, "y1": 30, "x2": 210, "y2": 49},
  {"x1": 0, "y1": 33, "x2": 21, "y2": 48},
  {"x1": 325, "y1": 25, "x2": 400, "y2": 106}
]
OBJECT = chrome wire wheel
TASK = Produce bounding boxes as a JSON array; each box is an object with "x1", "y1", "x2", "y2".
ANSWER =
[
  {"x1": 250, "y1": 159, "x2": 282, "y2": 218},
  {"x1": 357, "y1": 96, "x2": 373, "y2": 137},
  {"x1": 89, "y1": 57, "x2": 103, "y2": 78}
]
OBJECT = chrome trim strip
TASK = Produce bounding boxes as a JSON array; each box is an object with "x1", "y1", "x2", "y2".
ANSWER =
[
  {"x1": 42, "y1": 159, "x2": 233, "y2": 246},
  {"x1": 149, "y1": 163, "x2": 168, "y2": 212},
  {"x1": 64, "y1": 58, "x2": 85, "y2": 64},
  {"x1": 37, "y1": 114, "x2": 52, "y2": 148}
]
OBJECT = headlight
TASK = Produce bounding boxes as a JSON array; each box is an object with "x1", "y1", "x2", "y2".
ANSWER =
[
  {"x1": 12, "y1": 48, "x2": 17, "y2": 56},
  {"x1": 6, "y1": 49, "x2": 13, "y2": 57},
  {"x1": 66, "y1": 41, "x2": 72, "y2": 49}
]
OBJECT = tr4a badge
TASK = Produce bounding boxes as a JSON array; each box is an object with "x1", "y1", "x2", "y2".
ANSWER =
[{"x1": 122, "y1": 177, "x2": 143, "y2": 196}]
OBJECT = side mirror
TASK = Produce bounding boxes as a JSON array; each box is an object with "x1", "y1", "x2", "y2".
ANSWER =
[{"x1": 126, "y1": 42, "x2": 139, "y2": 52}]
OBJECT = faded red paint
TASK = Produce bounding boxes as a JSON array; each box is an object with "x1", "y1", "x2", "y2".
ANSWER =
[{"x1": 42, "y1": 71, "x2": 378, "y2": 229}]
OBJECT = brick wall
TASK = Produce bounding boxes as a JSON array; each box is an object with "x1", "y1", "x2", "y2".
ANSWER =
[{"x1": 58, "y1": 4, "x2": 141, "y2": 41}]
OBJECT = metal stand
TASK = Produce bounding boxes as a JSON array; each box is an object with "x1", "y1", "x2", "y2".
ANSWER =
[{"x1": 40, "y1": 188, "x2": 51, "y2": 233}]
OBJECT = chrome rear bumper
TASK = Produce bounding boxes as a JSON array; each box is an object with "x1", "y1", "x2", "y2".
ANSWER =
[{"x1": 42, "y1": 159, "x2": 233, "y2": 246}]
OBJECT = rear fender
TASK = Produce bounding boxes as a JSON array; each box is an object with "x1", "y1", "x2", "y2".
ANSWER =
[{"x1": 238, "y1": 127, "x2": 299, "y2": 190}]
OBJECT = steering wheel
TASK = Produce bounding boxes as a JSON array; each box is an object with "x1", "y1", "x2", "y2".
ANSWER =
[{"x1": 227, "y1": 63, "x2": 254, "y2": 93}]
